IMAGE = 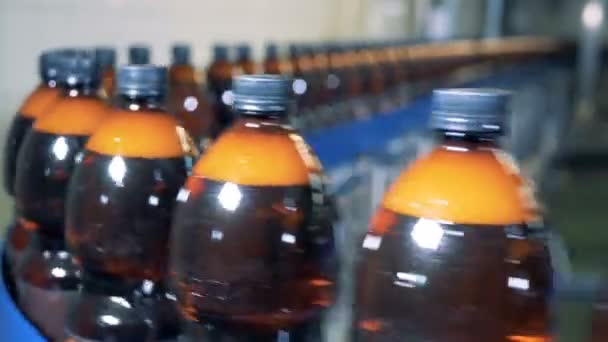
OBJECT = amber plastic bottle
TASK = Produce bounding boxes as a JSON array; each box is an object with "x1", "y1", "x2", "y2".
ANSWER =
[
  {"x1": 354, "y1": 89, "x2": 553, "y2": 341},
  {"x1": 65, "y1": 65, "x2": 186, "y2": 341},
  {"x1": 235, "y1": 43, "x2": 256, "y2": 75},
  {"x1": 129, "y1": 45, "x2": 151, "y2": 65},
  {"x1": 168, "y1": 44, "x2": 215, "y2": 148},
  {"x1": 95, "y1": 47, "x2": 116, "y2": 100},
  {"x1": 288, "y1": 44, "x2": 319, "y2": 129},
  {"x1": 357, "y1": 42, "x2": 388, "y2": 114},
  {"x1": 170, "y1": 75, "x2": 337, "y2": 341},
  {"x1": 263, "y1": 43, "x2": 281, "y2": 75},
  {"x1": 15, "y1": 50, "x2": 107, "y2": 340},
  {"x1": 206, "y1": 44, "x2": 234, "y2": 134},
  {"x1": 3, "y1": 50, "x2": 63, "y2": 278}
]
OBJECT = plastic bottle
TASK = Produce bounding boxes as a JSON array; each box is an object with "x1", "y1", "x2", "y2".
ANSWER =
[
  {"x1": 95, "y1": 47, "x2": 116, "y2": 99},
  {"x1": 3, "y1": 50, "x2": 63, "y2": 279},
  {"x1": 65, "y1": 65, "x2": 187, "y2": 341},
  {"x1": 170, "y1": 75, "x2": 338, "y2": 341},
  {"x1": 354, "y1": 89, "x2": 553, "y2": 341},
  {"x1": 15, "y1": 49, "x2": 107, "y2": 340},
  {"x1": 168, "y1": 43, "x2": 215, "y2": 149}
]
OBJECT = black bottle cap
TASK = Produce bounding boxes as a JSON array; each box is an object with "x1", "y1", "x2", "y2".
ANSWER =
[
  {"x1": 288, "y1": 44, "x2": 300, "y2": 58},
  {"x1": 95, "y1": 47, "x2": 116, "y2": 70},
  {"x1": 129, "y1": 45, "x2": 151, "y2": 65},
  {"x1": 55, "y1": 49, "x2": 100, "y2": 88},
  {"x1": 117, "y1": 65, "x2": 168, "y2": 97},
  {"x1": 39, "y1": 50, "x2": 63, "y2": 84},
  {"x1": 232, "y1": 74, "x2": 293, "y2": 113},
  {"x1": 431, "y1": 88, "x2": 511, "y2": 134},
  {"x1": 236, "y1": 43, "x2": 251, "y2": 61},
  {"x1": 172, "y1": 44, "x2": 191, "y2": 65},
  {"x1": 265, "y1": 43, "x2": 278, "y2": 59},
  {"x1": 213, "y1": 44, "x2": 229, "y2": 61}
]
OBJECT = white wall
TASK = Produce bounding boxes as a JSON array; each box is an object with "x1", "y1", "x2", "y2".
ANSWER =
[{"x1": 0, "y1": 0, "x2": 354, "y2": 115}]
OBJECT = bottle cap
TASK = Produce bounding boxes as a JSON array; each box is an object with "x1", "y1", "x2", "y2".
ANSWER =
[
  {"x1": 265, "y1": 43, "x2": 278, "y2": 59},
  {"x1": 237, "y1": 44, "x2": 251, "y2": 61},
  {"x1": 39, "y1": 50, "x2": 63, "y2": 83},
  {"x1": 56, "y1": 49, "x2": 100, "y2": 88},
  {"x1": 213, "y1": 44, "x2": 229, "y2": 61},
  {"x1": 172, "y1": 44, "x2": 191, "y2": 65},
  {"x1": 95, "y1": 47, "x2": 116, "y2": 70},
  {"x1": 128, "y1": 45, "x2": 151, "y2": 65},
  {"x1": 117, "y1": 65, "x2": 168, "y2": 97},
  {"x1": 431, "y1": 88, "x2": 511, "y2": 134},
  {"x1": 232, "y1": 74, "x2": 293, "y2": 113},
  {"x1": 288, "y1": 44, "x2": 300, "y2": 58}
]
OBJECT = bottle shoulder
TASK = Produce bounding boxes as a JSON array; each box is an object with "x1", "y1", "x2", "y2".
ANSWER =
[
  {"x1": 86, "y1": 110, "x2": 185, "y2": 159},
  {"x1": 34, "y1": 96, "x2": 108, "y2": 136},
  {"x1": 192, "y1": 119, "x2": 319, "y2": 186},
  {"x1": 18, "y1": 85, "x2": 61, "y2": 120},
  {"x1": 382, "y1": 146, "x2": 533, "y2": 225}
]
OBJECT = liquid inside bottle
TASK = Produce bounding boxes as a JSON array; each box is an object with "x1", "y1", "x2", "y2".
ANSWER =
[
  {"x1": 170, "y1": 75, "x2": 337, "y2": 341},
  {"x1": 354, "y1": 89, "x2": 553, "y2": 341},
  {"x1": 15, "y1": 49, "x2": 107, "y2": 341},
  {"x1": 65, "y1": 65, "x2": 187, "y2": 341}
]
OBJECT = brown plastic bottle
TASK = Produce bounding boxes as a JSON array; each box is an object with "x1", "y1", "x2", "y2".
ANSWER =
[
  {"x1": 3, "y1": 51, "x2": 62, "y2": 279},
  {"x1": 263, "y1": 43, "x2": 281, "y2": 75},
  {"x1": 235, "y1": 43, "x2": 256, "y2": 75},
  {"x1": 354, "y1": 89, "x2": 553, "y2": 341},
  {"x1": 95, "y1": 47, "x2": 116, "y2": 100},
  {"x1": 206, "y1": 44, "x2": 234, "y2": 134},
  {"x1": 14, "y1": 49, "x2": 107, "y2": 340},
  {"x1": 358, "y1": 42, "x2": 388, "y2": 113},
  {"x1": 376, "y1": 43, "x2": 407, "y2": 108},
  {"x1": 168, "y1": 44, "x2": 215, "y2": 149},
  {"x1": 65, "y1": 65, "x2": 187, "y2": 341},
  {"x1": 344, "y1": 43, "x2": 372, "y2": 120},
  {"x1": 170, "y1": 75, "x2": 337, "y2": 341}
]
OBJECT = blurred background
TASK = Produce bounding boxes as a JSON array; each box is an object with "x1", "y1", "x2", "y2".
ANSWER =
[{"x1": 1, "y1": 0, "x2": 608, "y2": 340}]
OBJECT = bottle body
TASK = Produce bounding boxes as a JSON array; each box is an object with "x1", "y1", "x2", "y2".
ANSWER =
[
  {"x1": 170, "y1": 117, "x2": 338, "y2": 340},
  {"x1": 66, "y1": 150, "x2": 186, "y2": 341},
  {"x1": 353, "y1": 140, "x2": 553, "y2": 341}
]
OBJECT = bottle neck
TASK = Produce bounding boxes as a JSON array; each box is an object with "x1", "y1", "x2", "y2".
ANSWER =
[
  {"x1": 61, "y1": 84, "x2": 99, "y2": 97},
  {"x1": 234, "y1": 109, "x2": 289, "y2": 122},
  {"x1": 42, "y1": 79, "x2": 59, "y2": 88},
  {"x1": 116, "y1": 94, "x2": 167, "y2": 112},
  {"x1": 435, "y1": 130, "x2": 501, "y2": 150}
]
